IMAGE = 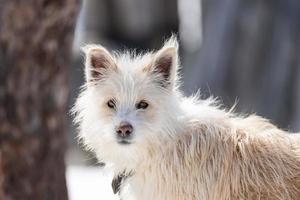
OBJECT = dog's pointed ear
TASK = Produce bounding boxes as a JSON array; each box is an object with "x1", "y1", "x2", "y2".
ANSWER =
[
  {"x1": 82, "y1": 45, "x2": 117, "y2": 82},
  {"x1": 147, "y1": 36, "x2": 179, "y2": 88}
]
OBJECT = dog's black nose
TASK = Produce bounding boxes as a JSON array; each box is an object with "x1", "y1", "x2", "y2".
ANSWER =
[{"x1": 116, "y1": 122, "x2": 133, "y2": 138}]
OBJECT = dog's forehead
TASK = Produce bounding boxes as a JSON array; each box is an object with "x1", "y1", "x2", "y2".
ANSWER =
[
  {"x1": 114, "y1": 72, "x2": 147, "y2": 95},
  {"x1": 99, "y1": 55, "x2": 155, "y2": 101}
]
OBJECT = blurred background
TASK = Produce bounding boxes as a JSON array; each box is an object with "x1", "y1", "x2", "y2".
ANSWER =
[{"x1": 0, "y1": 0, "x2": 299, "y2": 199}]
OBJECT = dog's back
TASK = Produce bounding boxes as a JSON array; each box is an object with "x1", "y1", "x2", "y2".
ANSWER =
[{"x1": 123, "y1": 113, "x2": 300, "y2": 200}]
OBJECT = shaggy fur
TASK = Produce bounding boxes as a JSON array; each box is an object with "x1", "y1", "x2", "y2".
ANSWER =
[{"x1": 73, "y1": 36, "x2": 300, "y2": 200}]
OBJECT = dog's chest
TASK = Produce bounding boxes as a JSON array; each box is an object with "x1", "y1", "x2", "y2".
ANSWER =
[
  {"x1": 119, "y1": 170, "x2": 202, "y2": 200},
  {"x1": 120, "y1": 177, "x2": 167, "y2": 200}
]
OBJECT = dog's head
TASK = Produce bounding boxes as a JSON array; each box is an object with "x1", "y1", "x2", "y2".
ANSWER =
[{"x1": 73, "y1": 36, "x2": 181, "y2": 169}]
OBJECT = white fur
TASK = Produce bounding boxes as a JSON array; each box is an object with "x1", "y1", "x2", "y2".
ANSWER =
[{"x1": 73, "y1": 36, "x2": 300, "y2": 200}]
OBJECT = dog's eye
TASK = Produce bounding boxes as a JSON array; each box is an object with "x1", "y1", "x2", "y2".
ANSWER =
[
  {"x1": 136, "y1": 100, "x2": 148, "y2": 110},
  {"x1": 107, "y1": 99, "x2": 116, "y2": 109}
]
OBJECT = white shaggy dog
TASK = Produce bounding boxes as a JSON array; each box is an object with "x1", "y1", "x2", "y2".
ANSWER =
[{"x1": 73, "y1": 36, "x2": 300, "y2": 200}]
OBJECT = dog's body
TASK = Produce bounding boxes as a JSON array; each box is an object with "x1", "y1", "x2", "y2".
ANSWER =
[
  {"x1": 118, "y1": 111, "x2": 300, "y2": 200},
  {"x1": 73, "y1": 37, "x2": 300, "y2": 200}
]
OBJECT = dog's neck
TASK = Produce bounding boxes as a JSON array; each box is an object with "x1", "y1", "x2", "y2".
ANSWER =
[{"x1": 111, "y1": 94, "x2": 201, "y2": 194}]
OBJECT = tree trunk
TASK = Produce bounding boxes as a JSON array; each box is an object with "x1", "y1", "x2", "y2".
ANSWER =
[
  {"x1": 0, "y1": 1, "x2": 79, "y2": 199},
  {"x1": 0, "y1": 152, "x2": 4, "y2": 199}
]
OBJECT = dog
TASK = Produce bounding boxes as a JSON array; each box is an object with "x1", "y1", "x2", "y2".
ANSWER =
[{"x1": 73, "y1": 36, "x2": 300, "y2": 200}]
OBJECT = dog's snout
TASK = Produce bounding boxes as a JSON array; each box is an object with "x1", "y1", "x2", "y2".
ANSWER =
[{"x1": 116, "y1": 122, "x2": 133, "y2": 138}]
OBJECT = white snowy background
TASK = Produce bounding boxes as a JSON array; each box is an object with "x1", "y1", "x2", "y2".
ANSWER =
[
  {"x1": 66, "y1": 166, "x2": 118, "y2": 200},
  {"x1": 65, "y1": 149, "x2": 119, "y2": 200}
]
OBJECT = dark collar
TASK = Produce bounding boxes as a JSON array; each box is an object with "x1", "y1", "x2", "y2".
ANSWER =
[{"x1": 112, "y1": 171, "x2": 134, "y2": 194}]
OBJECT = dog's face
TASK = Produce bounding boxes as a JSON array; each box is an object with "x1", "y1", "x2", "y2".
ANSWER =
[{"x1": 74, "y1": 37, "x2": 180, "y2": 169}]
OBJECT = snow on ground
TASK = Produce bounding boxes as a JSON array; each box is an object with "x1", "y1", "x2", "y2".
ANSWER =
[{"x1": 66, "y1": 166, "x2": 119, "y2": 200}]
